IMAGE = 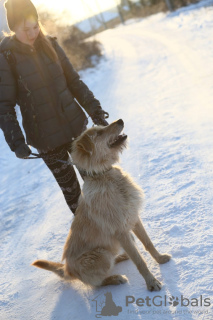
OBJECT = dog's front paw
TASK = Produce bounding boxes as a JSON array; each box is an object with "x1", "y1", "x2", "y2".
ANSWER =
[
  {"x1": 146, "y1": 277, "x2": 162, "y2": 291},
  {"x1": 117, "y1": 275, "x2": 129, "y2": 284},
  {"x1": 102, "y1": 274, "x2": 128, "y2": 286},
  {"x1": 157, "y1": 253, "x2": 172, "y2": 264}
]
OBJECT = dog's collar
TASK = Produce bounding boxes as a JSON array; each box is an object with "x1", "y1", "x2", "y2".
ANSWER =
[{"x1": 80, "y1": 167, "x2": 112, "y2": 178}]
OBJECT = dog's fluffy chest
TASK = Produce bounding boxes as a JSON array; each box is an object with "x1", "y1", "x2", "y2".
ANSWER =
[{"x1": 81, "y1": 165, "x2": 144, "y2": 233}]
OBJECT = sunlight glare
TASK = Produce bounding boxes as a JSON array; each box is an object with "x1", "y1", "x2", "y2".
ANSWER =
[{"x1": 34, "y1": 0, "x2": 118, "y2": 24}]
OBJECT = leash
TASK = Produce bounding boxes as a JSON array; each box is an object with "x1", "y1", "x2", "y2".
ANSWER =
[
  {"x1": 26, "y1": 153, "x2": 42, "y2": 159},
  {"x1": 23, "y1": 114, "x2": 109, "y2": 165},
  {"x1": 25, "y1": 152, "x2": 74, "y2": 165},
  {"x1": 26, "y1": 152, "x2": 112, "y2": 177}
]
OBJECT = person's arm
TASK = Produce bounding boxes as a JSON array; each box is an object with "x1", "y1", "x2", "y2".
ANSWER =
[
  {"x1": 0, "y1": 53, "x2": 27, "y2": 152},
  {"x1": 52, "y1": 38, "x2": 104, "y2": 117}
]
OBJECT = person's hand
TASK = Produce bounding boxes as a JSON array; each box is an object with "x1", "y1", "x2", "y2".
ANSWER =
[
  {"x1": 15, "y1": 143, "x2": 31, "y2": 159},
  {"x1": 91, "y1": 109, "x2": 109, "y2": 126}
]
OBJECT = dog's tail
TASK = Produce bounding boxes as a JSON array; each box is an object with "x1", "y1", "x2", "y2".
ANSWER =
[{"x1": 32, "y1": 260, "x2": 66, "y2": 278}]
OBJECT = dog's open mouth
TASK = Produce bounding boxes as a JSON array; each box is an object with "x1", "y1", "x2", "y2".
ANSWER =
[{"x1": 109, "y1": 133, "x2": 128, "y2": 148}]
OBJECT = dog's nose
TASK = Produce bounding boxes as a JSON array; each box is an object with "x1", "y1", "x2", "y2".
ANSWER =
[{"x1": 117, "y1": 119, "x2": 124, "y2": 126}]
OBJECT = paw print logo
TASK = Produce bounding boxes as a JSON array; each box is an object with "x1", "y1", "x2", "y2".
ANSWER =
[{"x1": 169, "y1": 296, "x2": 179, "y2": 307}]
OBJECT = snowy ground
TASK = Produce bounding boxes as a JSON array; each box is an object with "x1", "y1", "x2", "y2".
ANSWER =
[{"x1": 1, "y1": 1, "x2": 213, "y2": 319}]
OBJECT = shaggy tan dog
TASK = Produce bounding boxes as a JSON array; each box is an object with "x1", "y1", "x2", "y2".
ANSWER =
[{"x1": 32, "y1": 119, "x2": 171, "y2": 291}]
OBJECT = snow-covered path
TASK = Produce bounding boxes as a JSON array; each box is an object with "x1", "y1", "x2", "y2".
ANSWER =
[{"x1": 1, "y1": 1, "x2": 213, "y2": 319}]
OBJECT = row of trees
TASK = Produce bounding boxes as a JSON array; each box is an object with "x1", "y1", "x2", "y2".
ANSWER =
[
  {"x1": 119, "y1": 0, "x2": 199, "y2": 13},
  {"x1": 37, "y1": 0, "x2": 199, "y2": 70}
]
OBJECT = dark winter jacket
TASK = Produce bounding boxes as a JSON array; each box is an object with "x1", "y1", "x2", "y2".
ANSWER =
[{"x1": 0, "y1": 34, "x2": 102, "y2": 152}]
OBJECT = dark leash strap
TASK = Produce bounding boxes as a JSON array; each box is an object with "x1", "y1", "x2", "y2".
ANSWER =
[
  {"x1": 26, "y1": 152, "x2": 111, "y2": 178},
  {"x1": 27, "y1": 153, "x2": 42, "y2": 159},
  {"x1": 23, "y1": 119, "x2": 109, "y2": 164},
  {"x1": 25, "y1": 152, "x2": 74, "y2": 165}
]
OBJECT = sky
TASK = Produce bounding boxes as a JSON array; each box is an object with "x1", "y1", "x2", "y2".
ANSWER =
[{"x1": 33, "y1": 0, "x2": 120, "y2": 24}]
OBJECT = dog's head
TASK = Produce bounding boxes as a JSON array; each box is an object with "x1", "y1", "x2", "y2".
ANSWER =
[{"x1": 71, "y1": 119, "x2": 128, "y2": 174}]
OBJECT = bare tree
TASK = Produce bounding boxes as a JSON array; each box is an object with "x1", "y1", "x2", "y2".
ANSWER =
[{"x1": 114, "y1": 0, "x2": 125, "y2": 23}]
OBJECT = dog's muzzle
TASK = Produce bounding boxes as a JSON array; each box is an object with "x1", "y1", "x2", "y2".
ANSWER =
[{"x1": 109, "y1": 119, "x2": 128, "y2": 148}]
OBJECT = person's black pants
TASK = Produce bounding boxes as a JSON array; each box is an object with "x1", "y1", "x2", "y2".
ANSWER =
[{"x1": 40, "y1": 143, "x2": 82, "y2": 215}]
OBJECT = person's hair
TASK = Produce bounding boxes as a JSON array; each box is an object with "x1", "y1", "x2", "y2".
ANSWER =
[
  {"x1": 38, "y1": 22, "x2": 58, "y2": 62},
  {"x1": 3, "y1": 20, "x2": 58, "y2": 62}
]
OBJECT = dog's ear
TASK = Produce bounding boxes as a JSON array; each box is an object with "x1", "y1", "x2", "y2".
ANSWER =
[{"x1": 77, "y1": 134, "x2": 93, "y2": 156}]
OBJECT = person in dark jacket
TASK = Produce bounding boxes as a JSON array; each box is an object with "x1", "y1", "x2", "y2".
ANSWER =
[{"x1": 0, "y1": 0, "x2": 109, "y2": 214}]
